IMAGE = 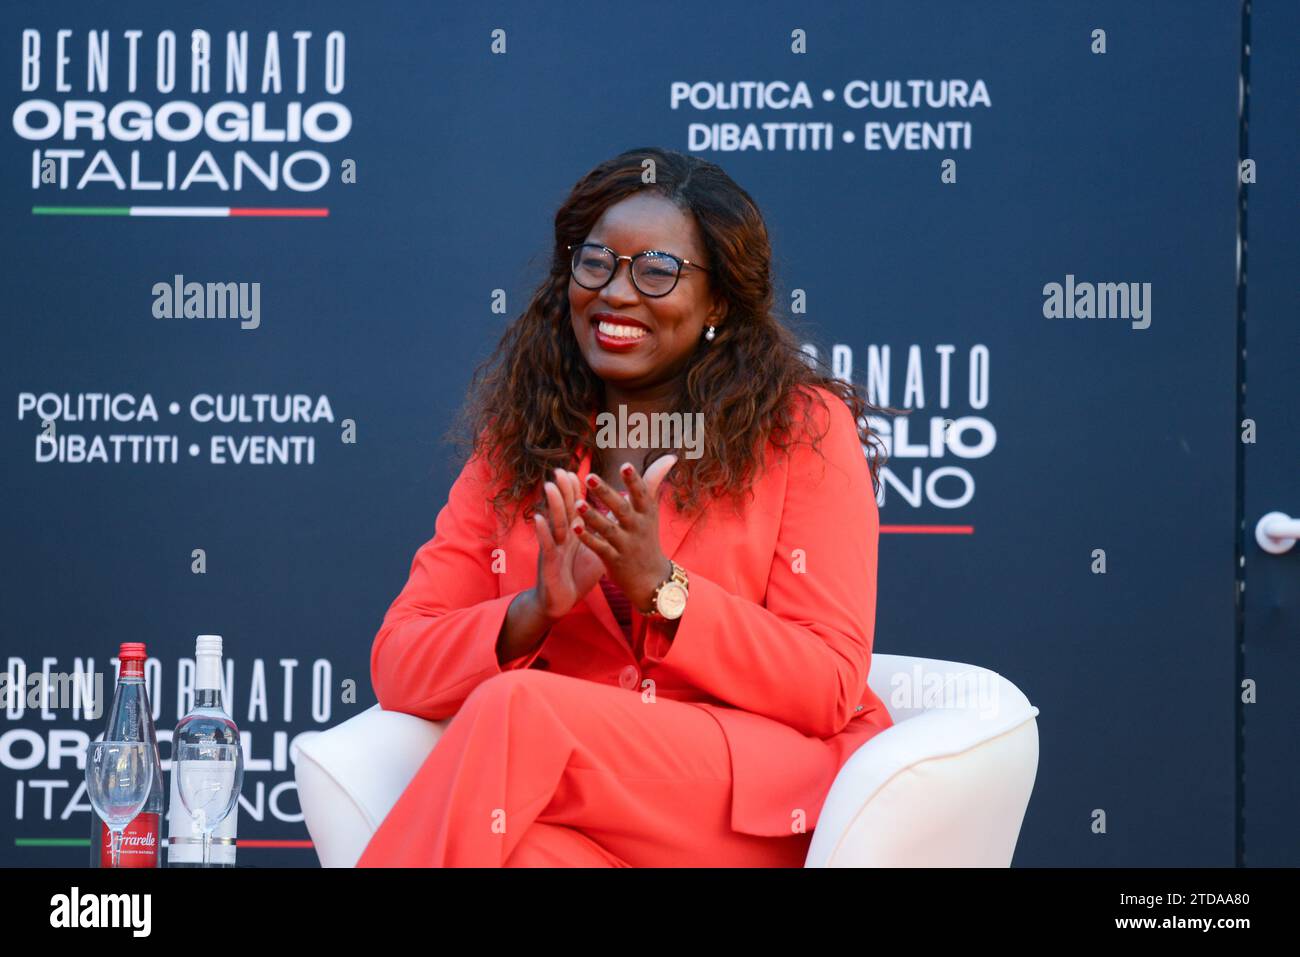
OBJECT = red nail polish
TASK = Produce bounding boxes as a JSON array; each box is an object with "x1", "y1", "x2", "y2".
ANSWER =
[
  {"x1": 585, "y1": 473, "x2": 599, "y2": 488},
  {"x1": 576, "y1": 500, "x2": 588, "y2": 513},
  {"x1": 620, "y1": 462, "x2": 634, "y2": 476}
]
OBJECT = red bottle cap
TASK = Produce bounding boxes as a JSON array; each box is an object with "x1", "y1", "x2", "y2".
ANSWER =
[{"x1": 117, "y1": 642, "x2": 147, "y2": 676}]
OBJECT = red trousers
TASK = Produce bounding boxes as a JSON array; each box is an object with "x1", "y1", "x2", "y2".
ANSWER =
[{"x1": 355, "y1": 668, "x2": 813, "y2": 867}]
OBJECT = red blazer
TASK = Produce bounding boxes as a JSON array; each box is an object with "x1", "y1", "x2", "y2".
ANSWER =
[{"x1": 370, "y1": 384, "x2": 893, "y2": 837}]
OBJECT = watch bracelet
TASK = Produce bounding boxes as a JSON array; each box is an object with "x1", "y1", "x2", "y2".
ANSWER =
[{"x1": 645, "y1": 560, "x2": 689, "y2": 618}]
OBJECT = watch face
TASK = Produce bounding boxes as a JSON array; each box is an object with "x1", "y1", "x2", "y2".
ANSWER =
[{"x1": 657, "y1": 581, "x2": 688, "y2": 619}]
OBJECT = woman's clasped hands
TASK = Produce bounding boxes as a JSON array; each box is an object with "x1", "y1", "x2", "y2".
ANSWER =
[{"x1": 530, "y1": 455, "x2": 678, "y2": 621}]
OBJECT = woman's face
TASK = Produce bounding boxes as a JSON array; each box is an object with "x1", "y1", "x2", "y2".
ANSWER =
[{"x1": 568, "y1": 192, "x2": 725, "y2": 395}]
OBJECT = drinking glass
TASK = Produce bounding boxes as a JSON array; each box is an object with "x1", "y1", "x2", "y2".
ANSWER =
[
  {"x1": 175, "y1": 742, "x2": 243, "y2": 867},
  {"x1": 85, "y1": 741, "x2": 154, "y2": 868}
]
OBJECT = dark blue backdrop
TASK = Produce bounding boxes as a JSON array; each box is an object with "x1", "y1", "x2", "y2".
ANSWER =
[{"x1": 1, "y1": 0, "x2": 1258, "y2": 866}]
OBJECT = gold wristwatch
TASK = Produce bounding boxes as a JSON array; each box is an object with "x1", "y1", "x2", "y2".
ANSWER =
[{"x1": 643, "y1": 560, "x2": 689, "y2": 620}]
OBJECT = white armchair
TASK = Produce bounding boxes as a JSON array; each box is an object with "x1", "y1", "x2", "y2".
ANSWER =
[{"x1": 293, "y1": 653, "x2": 1040, "y2": 867}]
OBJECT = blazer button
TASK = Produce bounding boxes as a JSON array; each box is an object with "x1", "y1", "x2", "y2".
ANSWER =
[{"x1": 618, "y1": 665, "x2": 640, "y2": 690}]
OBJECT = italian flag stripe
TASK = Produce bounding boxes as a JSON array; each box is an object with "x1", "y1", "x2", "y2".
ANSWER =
[{"x1": 33, "y1": 206, "x2": 329, "y2": 218}]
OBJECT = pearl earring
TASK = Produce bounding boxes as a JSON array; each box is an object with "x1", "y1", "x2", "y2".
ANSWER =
[{"x1": 704, "y1": 325, "x2": 716, "y2": 342}]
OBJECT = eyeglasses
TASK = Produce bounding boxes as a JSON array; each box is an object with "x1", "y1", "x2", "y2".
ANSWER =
[{"x1": 567, "y1": 243, "x2": 711, "y2": 298}]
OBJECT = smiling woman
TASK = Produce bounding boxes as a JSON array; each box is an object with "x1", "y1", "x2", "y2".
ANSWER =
[
  {"x1": 455, "y1": 147, "x2": 891, "y2": 525},
  {"x1": 358, "y1": 146, "x2": 898, "y2": 867},
  {"x1": 566, "y1": 193, "x2": 723, "y2": 402}
]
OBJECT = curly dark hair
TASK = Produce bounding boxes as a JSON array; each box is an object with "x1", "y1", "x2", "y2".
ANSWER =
[{"x1": 449, "y1": 146, "x2": 899, "y2": 530}]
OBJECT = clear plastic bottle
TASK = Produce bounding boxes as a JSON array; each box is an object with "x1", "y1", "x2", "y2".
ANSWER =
[
  {"x1": 89, "y1": 642, "x2": 164, "y2": 867},
  {"x1": 166, "y1": 634, "x2": 240, "y2": 867}
]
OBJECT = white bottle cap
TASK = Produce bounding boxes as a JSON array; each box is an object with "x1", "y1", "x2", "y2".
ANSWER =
[{"x1": 195, "y1": 634, "x2": 223, "y2": 656}]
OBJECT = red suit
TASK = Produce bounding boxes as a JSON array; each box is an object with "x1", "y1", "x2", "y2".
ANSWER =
[{"x1": 356, "y1": 385, "x2": 892, "y2": 866}]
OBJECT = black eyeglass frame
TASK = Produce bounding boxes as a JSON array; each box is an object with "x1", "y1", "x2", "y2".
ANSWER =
[{"x1": 566, "y1": 242, "x2": 712, "y2": 298}]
